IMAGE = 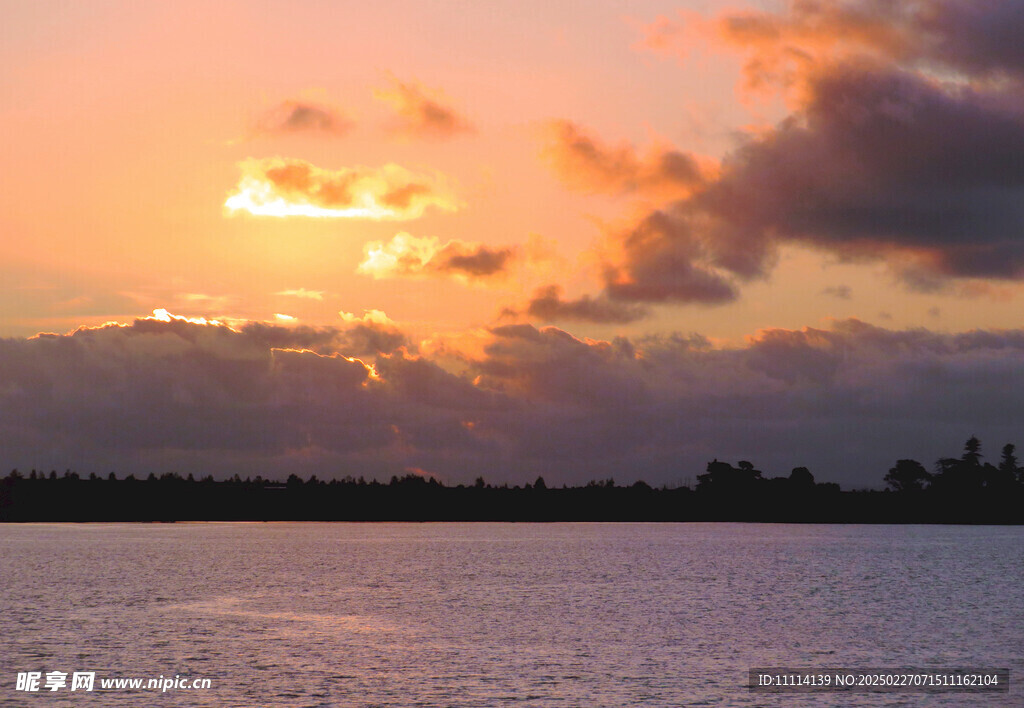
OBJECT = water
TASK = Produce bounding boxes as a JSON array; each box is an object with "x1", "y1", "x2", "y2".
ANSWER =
[{"x1": 1, "y1": 523, "x2": 1021, "y2": 707}]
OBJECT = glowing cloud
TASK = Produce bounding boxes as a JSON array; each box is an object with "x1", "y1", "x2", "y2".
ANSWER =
[
  {"x1": 339, "y1": 309, "x2": 394, "y2": 326},
  {"x1": 148, "y1": 308, "x2": 229, "y2": 328},
  {"x1": 276, "y1": 288, "x2": 325, "y2": 300},
  {"x1": 357, "y1": 232, "x2": 514, "y2": 281},
  {"x1": 224, "y1": 158, "x2": 460, "y2": 219}
]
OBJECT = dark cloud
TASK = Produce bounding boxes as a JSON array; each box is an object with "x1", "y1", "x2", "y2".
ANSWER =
[
  {"x1": 4, "y1": 313, "x2": 1024, "y2": 488},
  {"x1": 0, "y1": 314, "x2": 467, "y2": 480},
  {"x1": 358, "y1": 233, "x2": 514, "y2": 281},
  {"x1": 513, "y1": 285, "x2": 648, "y2": 324},
  {"x1": 620, "y1": 1, "x2": 1024, "y2": 301},
  {"x1": 257, "y1": 100, "x2": 353, "y2": 136},
  {"x1": 236, "y1": 321, "x2": 346, "y2": 353},
  {"x1": 585, "y1": 63, "x2": 1024, "y2": 304},
  {"x1": 694, "y1": 64, "x2": 1024, "y2": 282},
  {"x1": 919, "y1": 0, "x2": 1024, "y2": 77},
  {"x1": 432, "y1": 243, "x2": 513, "y2": 277},
  {"x1": 642, "y1": 1, "x2": 1024, "y2": 96},
  {"x1": 469, "y1": 319, "x2": 1024, "y2": 484},
  {"x1": 496, "y1": 207, "x2": 741, "y2": 315},
  {"x1": 476, "y1": 324, "x2": 647, "y2": 408},
  {"x1": 239, "y1": 320, "x2": 408, "y2": 357},
  {"x1": 603, "y1": 211, "x2": 741, "y2": 303}
]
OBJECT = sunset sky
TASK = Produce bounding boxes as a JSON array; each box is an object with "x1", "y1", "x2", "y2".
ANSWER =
[{"x1": 3, "y1": 0, "x2": 1024, "y2": 487}]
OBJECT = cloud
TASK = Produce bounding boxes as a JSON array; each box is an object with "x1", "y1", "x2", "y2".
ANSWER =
[
  {"x1": 255, "y1": 100, "x2": 353, "y2": 136},
  {"x1": 637, "y1": 0, "x2": 1024, "y2": 102},
  {"x1": 375, "y1": 75, "x2": 473, "y2": 139},
  {"x1": 242, "y1": 322, "x2": 398, "y2": 358},
  {"x1": 336, "y1": 326, "x2": 408, "y2": 357},
  {"x1": 276, "y1": 288, "x2": 325, "y2": 301},
  {"x1": 542, "y1": 120, "x2": 706, "y2": 198},
  {"x1": 240, "y1": 309, "x2": 412, "y2": 357},
  {"x1": 224, "y1": 158, "x2": 460, "y2": 219},
  {"x1": 339, "y1": 309, "x2": 395, "y2": 326},
  {"x1": 507, "y1": 285, "x2": 648, "y2": 324},
  {"x1": 616, "y1": 2, "x2": 1024, "y2": 298},
  {"x1": 357, "y1": 232, "x2": 514, "y2": 282},
  {"x1": 333, "y1": 310, "x2": 409, "y2": 355},
  {"x1": 3, "y1": 312, "x2": 1024, "y2": 487},
  {"x1": 438, "y1": 246, "x2": 513, "y2": 278},
  {"x1": 689, "y1": 63, "x2": 1024, "y2": 283},
  {"x1": 499, "y1": 207, "x2": 741, "y2": 313},
  {"x1": 468, "y1": 319, "x2": 1024, "y2": 484},
  {"x1": 601, "y1": 210, "x2": 741, "y2": 304}
]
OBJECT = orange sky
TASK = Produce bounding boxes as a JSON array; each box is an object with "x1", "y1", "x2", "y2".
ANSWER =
[
  {"x1": 3, "y1": 1, "x2": 1024, "y2": 486},
  {"x1": 3, "y1": 0, "x2": 1019, "y2": 343}
]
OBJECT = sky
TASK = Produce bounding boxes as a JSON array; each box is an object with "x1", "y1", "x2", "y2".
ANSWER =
[{"x1": 2, "y1": 0, "x2": 1024, "y2": 488}]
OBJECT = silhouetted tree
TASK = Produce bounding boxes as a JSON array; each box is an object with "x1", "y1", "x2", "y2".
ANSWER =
[
  {"x1": 885, "y1": 459, "x2": 930, "y2": 492},
  {"x1": 2, "y1": 458, "x2": 1023, "y2": 522},
  {"x1": 1000, "y1": 444, "x2": 1020, "y2": 478},
  {"x1": 789, "y1": 466, "x2": 815, "y2": 487},
  {"x1": 962, "y1": 435, "x2": 982, "y2": 466},
  {"x1": 697, "y1": 459, "x2": 762, "y2": 493},
  {"x1": 737, "y1": 461, "x2": 760, "y2": 476},
  {"x1": 933, "y1": 436, "x2": 986, "y2": 493}
]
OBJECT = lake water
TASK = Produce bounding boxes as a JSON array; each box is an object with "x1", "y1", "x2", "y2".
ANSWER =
[{"x1": 1, "y1": 523, "x2": 1021, "y2": 707}]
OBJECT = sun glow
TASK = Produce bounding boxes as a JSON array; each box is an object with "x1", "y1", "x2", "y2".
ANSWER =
[
  {"x1": 223, "y1": 158, "x2": 460, "y2": 220},
  {"x1": 339, "y1": 309, "x2": 394, "y2": 326},
  {"x1": 225, "y1": 176, "x2": 399, "y2": 218},
  {"x1": 148, "y1": 308, "x2": 230, "y2": 328},
  {"x1": 357, "y1": 232, "x2": 441, "y2": 278}
]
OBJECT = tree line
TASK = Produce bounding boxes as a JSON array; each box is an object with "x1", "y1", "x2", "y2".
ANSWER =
[
  {"x1": 1, "y1": 436, "x2": 1022, "y2": 522},
  {"x1": 885, "y1": 436, "x2": 1023, "y2": 494}
]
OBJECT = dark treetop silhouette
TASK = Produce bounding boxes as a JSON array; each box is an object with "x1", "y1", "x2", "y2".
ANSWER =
[{"x1": 2, "y1": 437, "x2": 1022, "y2": 522}]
